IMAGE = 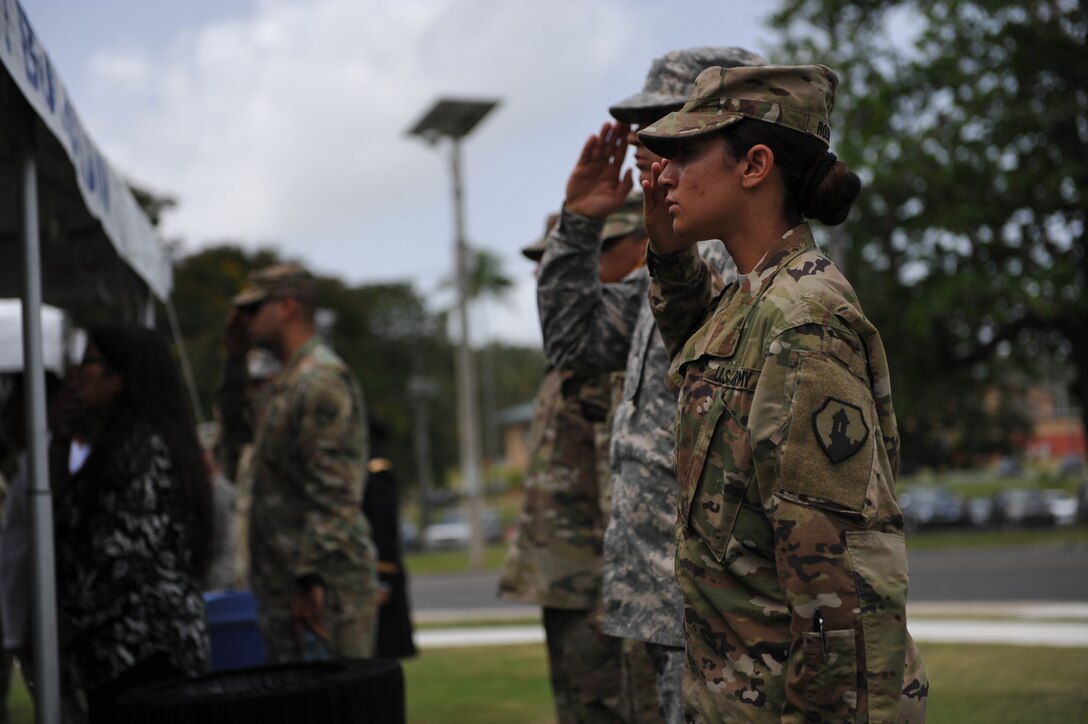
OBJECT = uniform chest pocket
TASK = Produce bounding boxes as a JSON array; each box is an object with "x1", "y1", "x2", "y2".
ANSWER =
[{"x1": 674, "y1": 364, "x2": 760, "y2": 563}]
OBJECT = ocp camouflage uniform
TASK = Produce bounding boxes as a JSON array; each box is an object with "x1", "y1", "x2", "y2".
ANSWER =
[
  {"x1": 248, "y1": 338, "x2": 378, "y2": 661},
  {"x1": 647, "y1": 224, "x2": 928, "y2": 722},
  {"x1": 498, "y1": 366, "x2": 623, "y2": 722},
  {"x1": 538, "y1": 205, "x2": 734, "y2": 722}
]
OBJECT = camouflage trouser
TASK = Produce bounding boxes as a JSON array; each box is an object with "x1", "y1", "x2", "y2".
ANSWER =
[
  {"x1": 620, "y1": 640, "x2": 684, "y2": 723},
  {"x1": 257, "y1": 581, "x2": 378, "y2": 663},
  {"x1": 542, "y1": 607, "x2": 625, "y2": 724},
  {"x1": 620, "y1": 638, "x2": 663, "y2": 723},
  {"x1": 645, "y1": 643, "x2": 684, "y2": 724}
]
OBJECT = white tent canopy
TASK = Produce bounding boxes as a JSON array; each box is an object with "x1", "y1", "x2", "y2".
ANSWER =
[
  {"x1": 1, "y1": 0, "x2": 172, "y2": 310},
  {"x1": 2, "y1": 3, "x2": 176, "y2": 722},
  {"x1": 0, "y1": 300, "x2": 72, "y2": 375}
]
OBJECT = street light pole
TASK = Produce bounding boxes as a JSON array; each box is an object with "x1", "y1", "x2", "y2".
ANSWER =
[
  {"x1": 447, "y1": 137, "x2": 487, "y2": 569},
  {"x1": 407, "y1": 98, "x2": 499, "y2": 570}
]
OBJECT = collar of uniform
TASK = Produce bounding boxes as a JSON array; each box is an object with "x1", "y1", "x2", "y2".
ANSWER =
[
  {"x1": 271, "y1": 336, "x2": 321, "y2": 390},
  {"x1": 738, "y1": 223, "x2": 817, "y2": 300}
]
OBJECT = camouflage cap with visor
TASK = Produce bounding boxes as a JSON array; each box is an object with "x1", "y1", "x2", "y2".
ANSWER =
[
  {"x1": 637, "y1": 64, "x2": 838, "y2": 158},
  {"x1": 521, "y1": 213, "x2": 560, "y2": 262},
  {"x1": 609, "y1": 46, "x2": 767, "y2": 123},
  {"x1": 232, "y1": 262, "x2": 317, "y2": 307},
  {"x1": 600, "y1": 191, "x2": 646, "y2": 246}
]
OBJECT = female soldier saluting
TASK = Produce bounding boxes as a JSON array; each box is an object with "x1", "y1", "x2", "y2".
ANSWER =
[{"x1": 636, "y1": 65, "x2": 929, "y2": 722}]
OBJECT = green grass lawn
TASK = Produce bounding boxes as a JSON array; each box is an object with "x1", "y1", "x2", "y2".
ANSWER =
[
  {"x1": 919, "y1": 642, "x2": 1088, "y2": 723},
  {"x1": 9, "y1": 642, "x2": 1086, "y2": 722},
  {"x1": 399, "y1": 642, "x2": 1088, "y2": 723}
]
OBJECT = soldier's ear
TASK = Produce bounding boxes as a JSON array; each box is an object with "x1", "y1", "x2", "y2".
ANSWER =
[
  {"x1": 277, "y1": 295, "x2": 299, "y2": 321},
  {"x1": 739, "y1": 144, "x2": 775, "y2": 189}
]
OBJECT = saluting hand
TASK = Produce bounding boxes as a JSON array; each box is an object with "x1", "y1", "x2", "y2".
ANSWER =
[
  {"x1": 223, "y1": 307, "x2": 252, "y2": 356},
  {"x1": 643, "y1": 160, "x2": 687, "y2": 254},
  {"x1": 564, "y1": 122, "x2": 634, "y2": 220}
]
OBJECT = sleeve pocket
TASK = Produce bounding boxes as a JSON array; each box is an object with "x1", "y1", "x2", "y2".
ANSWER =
[{"x1": 799, "y1": 628, "x2": 859, "y2": 720}]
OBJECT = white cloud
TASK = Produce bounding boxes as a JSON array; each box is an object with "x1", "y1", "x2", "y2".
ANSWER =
[{"x1": 61, "y1": 0, "x2": 777, "y2": 344}]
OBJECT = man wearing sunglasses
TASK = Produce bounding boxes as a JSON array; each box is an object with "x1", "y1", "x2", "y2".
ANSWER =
[{"x1": 221, "y1": 263, "x2": 379, "y2": 663}]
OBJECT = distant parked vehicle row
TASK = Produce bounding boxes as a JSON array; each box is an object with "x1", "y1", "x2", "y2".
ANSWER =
[
  {"x1": 421, "y1": 507, "x2": 504, "y2": 551},
  {"x1": 899, "y1": 486, "x2": 966, "y2": 530},
  {"x1": 900, "y1": 484, "x2": 1082, "y2": 531}
]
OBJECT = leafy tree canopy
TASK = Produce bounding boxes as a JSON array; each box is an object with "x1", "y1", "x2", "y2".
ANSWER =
[{"x1": 770, "y1": 0, "x2": 1086, "y2": 469}]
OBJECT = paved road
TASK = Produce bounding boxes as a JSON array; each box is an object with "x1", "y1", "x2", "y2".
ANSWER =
[
  {"x1": 907, "y1": 542, "x2": 1088, "y2": 601},
  {"x1": 409, "y1": 543, "x2": 1088, "y2": 619}
]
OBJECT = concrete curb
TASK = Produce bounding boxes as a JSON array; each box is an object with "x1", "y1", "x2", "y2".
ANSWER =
[{"x1": 414, "y1": 601, "x2": 1088, "y2": 649}]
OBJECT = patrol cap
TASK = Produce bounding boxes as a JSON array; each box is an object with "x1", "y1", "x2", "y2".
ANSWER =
[
  {"x1": 638, "y1": 64, "x2": 839, "y2": 158},
  {"x1": 609, "y1": 46, "x2": 767, "y2": 123},
  {"x1": 232, "y1": 262, "x2": 317, "y2": 307},
  {"x1": 521, "y1": 212, "x2": 560, "y2": 262},
  {"x1": 601, "y1": 192, "x2": 646, "y2": 246}
]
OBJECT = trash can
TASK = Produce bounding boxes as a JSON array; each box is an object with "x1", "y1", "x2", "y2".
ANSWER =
[
  {"x1": 115, "y1": 659, "x2": 405, "y2": 724},
  {"x1": 204, "y1": 590, "x2": 267, "y2": 672}
]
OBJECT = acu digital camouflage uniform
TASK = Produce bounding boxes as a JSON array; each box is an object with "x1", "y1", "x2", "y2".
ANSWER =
[
  {"x1": 541, "y1": 46, "x2": 763, "y2": 724},
  {"x1": 233, "y1": 265, "x2": 379, "y2": 662},
  {"x1": 499, "y1": 216, "x2": 624, "y2": 723},
  {"x1": 641, "y1": 65, "x2": 928, "y2": 722}
]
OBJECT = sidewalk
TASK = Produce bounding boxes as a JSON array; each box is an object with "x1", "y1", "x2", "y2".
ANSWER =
[{"x1": 415, "y1": 602, "x2": 1088, "y2": 649}]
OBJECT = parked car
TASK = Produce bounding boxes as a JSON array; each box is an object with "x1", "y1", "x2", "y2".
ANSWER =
[
  {"x1": 422, "y1": 507, "x2": 503, "y2": 550},
  {"x1": 991, "y1": 488, "x2": 1054, "y2": 528},
  {"x1": 1058, "y1": 455, "x2": 1085, "y2": 478},
  {"x1": 1041, "y1": 489, "x2": 1078, "y2": 526},
  {"x1": 965, "y1": 496, "x2": 995, "y2": 527},
  {"x1": 899, "y1": 486, "x2": 965, "y2": 529},
  {"x1": 400, "y1": 520, "x2": 420, "y2": 552}
]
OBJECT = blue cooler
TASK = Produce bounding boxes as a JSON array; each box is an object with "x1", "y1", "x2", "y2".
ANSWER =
[{"x1": 203, "y1": 590, "x2": 267, "y2": 671}]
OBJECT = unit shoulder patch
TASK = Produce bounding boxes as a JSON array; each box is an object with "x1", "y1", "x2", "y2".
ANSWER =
[{"x1": 811, "y1": 396, "x2": 869, "y2": 463}]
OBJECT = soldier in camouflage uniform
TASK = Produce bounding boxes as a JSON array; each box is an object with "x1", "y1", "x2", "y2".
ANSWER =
[
  {"x1": 499, "y1": 213, "x2": 645, "y2": 723},
  {"x1": 537, "y1": 47, "x2": 763, "y2": 723},
  {"x1": 638, "y1": 65, "x2": 928, "y2": 721},
  {"x1": 225, "y1": 263, "x2": 378, "y2": 662}
]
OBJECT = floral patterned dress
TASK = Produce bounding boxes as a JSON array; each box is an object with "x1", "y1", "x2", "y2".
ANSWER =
[{"x1": 54, "y1": 426, "x2": 209, "y2": 692}]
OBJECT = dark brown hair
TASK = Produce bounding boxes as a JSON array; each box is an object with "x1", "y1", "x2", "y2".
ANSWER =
[{"x1": 720, "y1": 119, "x2": 860, "y2": 226}]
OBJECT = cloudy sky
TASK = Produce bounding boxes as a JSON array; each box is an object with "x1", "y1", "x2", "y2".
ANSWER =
[{"x1": 22, "y1": 0, "x2": 780, "y2": 346}]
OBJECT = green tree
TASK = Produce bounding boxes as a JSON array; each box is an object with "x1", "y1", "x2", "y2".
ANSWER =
[
  {"x1": 169, "y1": 243, "x2": 544, "y2": 497},
  {"x1": 770, "y1": 0, "x2": 1085, "y2": 469}
]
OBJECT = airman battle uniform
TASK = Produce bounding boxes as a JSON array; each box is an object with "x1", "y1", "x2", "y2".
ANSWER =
[
  {"x1": 248, "y1": 338, "x2": 378, "y2": 661},
  {"x1": 498, "y1": 367, "x2": 624, "y2": 723},
  {"x1": 647, "y1": 224, "x2": 928, "y2": 722}
]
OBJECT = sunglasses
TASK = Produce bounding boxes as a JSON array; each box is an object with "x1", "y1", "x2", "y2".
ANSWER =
[
  {"x1": 237, "y1": 295, "x2": 280, "y2": 316},
  {"x1": 79, "y1": 354, "x2": 110, "y2": 369}
]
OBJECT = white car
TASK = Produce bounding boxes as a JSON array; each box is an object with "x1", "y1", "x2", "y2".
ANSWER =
[{"x1": 422, "y1": 508, "x2": 502, "y2": 550}]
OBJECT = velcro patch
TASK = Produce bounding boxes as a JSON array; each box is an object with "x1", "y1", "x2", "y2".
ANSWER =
[
  {"x1": 811, "y1": 397, "x2": 869, "y2": 463},
  {"x1": 778, "y1": 352, "x2": 875, "y2": 514}
]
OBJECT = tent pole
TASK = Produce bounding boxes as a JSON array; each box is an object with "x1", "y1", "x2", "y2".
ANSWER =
[
  {"x1": 20, "y1": 151, "x2": 62, "y2": 724},
  {"x1": 164, "y1": 296, "x2": 205, "y2": 424}
]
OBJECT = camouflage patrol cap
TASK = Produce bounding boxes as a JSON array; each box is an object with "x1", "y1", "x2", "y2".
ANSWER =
[
  {"x1": 601, "y1": 191, "x2": 646, "y2": 245},
  {"x1": 609, "y1": 46, "x2": 767, "y2": 123},
  {"x1": 638, "y1": 65, "x2": 839, "y2": 158},
  {"x1": 232, "y1": 262, "x2": 317, "y2": 306},
  {"x1": 521, "y1": 212, "x2": 560, "y2": 262}
]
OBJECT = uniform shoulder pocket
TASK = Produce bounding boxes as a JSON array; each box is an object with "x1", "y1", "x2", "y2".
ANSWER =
[{"x1": 778, "y1": 351, "x2": 876, "y2": 516}]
